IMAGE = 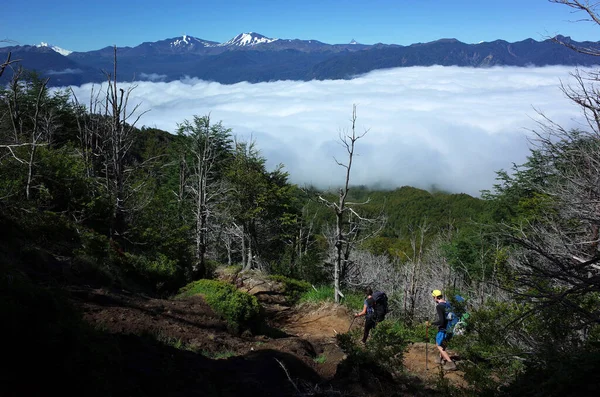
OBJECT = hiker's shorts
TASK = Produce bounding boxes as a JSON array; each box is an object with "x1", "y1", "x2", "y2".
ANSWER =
[{"x1": 436, "y1": 330, "x2": 450, "y2": 346}]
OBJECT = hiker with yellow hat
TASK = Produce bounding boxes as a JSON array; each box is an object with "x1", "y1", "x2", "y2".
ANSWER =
[{"x1": 426, "y1": 290, "x2": 457, "y2": 371}]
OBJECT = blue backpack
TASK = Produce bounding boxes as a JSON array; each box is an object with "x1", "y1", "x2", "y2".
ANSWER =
[{"x1": 444, "y1": 295, "x2": 468, "y2": 335}]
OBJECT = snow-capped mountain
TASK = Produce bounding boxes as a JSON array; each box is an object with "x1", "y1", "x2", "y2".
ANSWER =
[
  {"x1": 169, "y1": 35, "x2": 218, "y2": 48},
  {"x1": 3, "y1": 33, "x2": 599, "y2": 88},
  {"x1": 37, "y1": 42, "x2": 72, "y2": 56},
  {"x1": 219, "y1": 32, "x2": 278, "y2": 47}
]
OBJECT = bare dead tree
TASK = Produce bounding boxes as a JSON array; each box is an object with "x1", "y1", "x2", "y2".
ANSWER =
[
  {"x1": 0, "y1": 52, "x2": 12, "y2": 79},
  {"x1": 502, "y1": 28, "x2": 600, "y2": 328},
  {"x1": 318, "y1": 104, "x2": 385, "y2": 303},
  {"x1": 0, "y1": 69, "x2": 52, "y2": 201},
  {"x1": 90, "y1": 47, "x2": 148, "y2": 238},
  {"x1": 0, "y1": 40, "x2": 20, "y2": 79},
  {"x1": 550, "y1": 1, "x2": 600, "y2": 55},
  {"x1": 70, "y1": 85, "x2": 104, "y2": 179}
]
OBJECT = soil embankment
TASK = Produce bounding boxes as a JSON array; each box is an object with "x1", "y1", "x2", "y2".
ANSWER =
[{"x1": 68, "y1": 270, "x2": 467, "y2": 396}]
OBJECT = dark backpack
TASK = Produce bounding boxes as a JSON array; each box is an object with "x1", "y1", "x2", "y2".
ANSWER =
[
  {"x1": 444, "y1": 295, "x2": 468, "y2": 335},
  {"x1": 372, "y1": 291, "x2": 388, "y2": 322}
]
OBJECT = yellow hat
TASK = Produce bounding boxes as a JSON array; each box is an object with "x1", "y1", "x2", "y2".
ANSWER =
[{"x1": 431, "y1": 290, "x2": 442, "y2": 298}]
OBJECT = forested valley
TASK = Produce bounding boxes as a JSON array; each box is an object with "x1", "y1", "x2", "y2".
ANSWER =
[{"x1": 3, "y1": 13, "x2": 600, "y2": 397}]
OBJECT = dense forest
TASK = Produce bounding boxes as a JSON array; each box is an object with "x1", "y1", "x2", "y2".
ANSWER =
[{"x1": 3, "y1": 3, "x2": 600, "y2": 396}]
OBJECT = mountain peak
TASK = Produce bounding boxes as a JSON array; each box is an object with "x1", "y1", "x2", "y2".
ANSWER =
[
  {"x1": 349, "y1": 39, "x2": 359, "y2": 45},
  {"x1": 220, "y1": 32, "x2": 278, "y2": 47},
  {"x1": 36, "y1": 42, "x2": 72, "y2": 56},
  {"x1": 171, "y1": 35, "x2": 192, "y2": 46},
  {"x1": 169, "y1": 35, "x2": 217, "y2": 48}
]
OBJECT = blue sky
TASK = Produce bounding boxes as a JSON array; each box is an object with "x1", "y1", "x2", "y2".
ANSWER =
[{"x1": 4, "y1": 0, "x2": 600, "y2": 51}]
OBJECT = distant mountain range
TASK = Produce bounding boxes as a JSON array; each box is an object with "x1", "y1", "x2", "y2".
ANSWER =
[{"x1": 1, "y1": 32, "x2": 599, "y2": 87}]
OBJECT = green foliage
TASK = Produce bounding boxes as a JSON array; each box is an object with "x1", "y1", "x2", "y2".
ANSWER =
[
  {"x1": 367, "y1": 320, "x2": 411, "y2": 370},
  {"x1": 126, "y1": 252, "x2": 183, "y2": 293},
  {"x1": 267, "y1": 274, "x2": 311, "y2": 303},
  {"x1": 501, "y1": 348, "x2": 600, "y2": 397},
  {"x1": 223, "y1": 264, "x2": 243, "y2": 275},
  {"x1": 72, "y1": 230, "x2": 123, "y2": 285},
  {"x1": 177, "y1": 279, "x2": 262, "y2": 333},
  {"x1": 448, "y1": 301, "x2": 533, "y2": 394},
  {"x1": 335, "y1": 324, "x2": 406, "y2": 386},
  {"x1": 299, "y1": 285, "x2": 333, "y2": 303},
  {"x1": 313, "y1": 354, "x2": 327, "y2": 364},
  {"x1": 299, "y1": 285, "x2": 364, "y2": 311},
  {"x1": 209, "y1": 351, "x2": 237, "y2": 360},
  {"x1": 343, "y1": 290, "x2": 367, "y2": 312}
]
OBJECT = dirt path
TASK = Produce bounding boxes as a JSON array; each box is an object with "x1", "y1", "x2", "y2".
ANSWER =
[
  {"x1": 403, "y1": 343, "x2": 468, "y2": 388},
  {"x1": 68, "y1": 270, "x2": 468, "y2": 395},
  {"x1": 233, "y1": 270, "x2": 468, "y2": 389}
]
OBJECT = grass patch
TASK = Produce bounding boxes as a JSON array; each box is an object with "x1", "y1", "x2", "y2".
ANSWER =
[
  {"x1": 202, "y1": 350, "x2": 237, "y2": 360},
  {"x1": 177, "y1": 279, "x2": 262, "y2": 333},
  {"x1": 314, "y1": 354, "x2": 327, "y2": 364},
  {"x1": 154, "y1": 333, "x2": 200, "y2": 353},
  {"x1": 223, "y1": 264, "x2": 242, "y2": 275},
  {"x1": 299, "y1": 285, "x2": 364, "y2": 311}
]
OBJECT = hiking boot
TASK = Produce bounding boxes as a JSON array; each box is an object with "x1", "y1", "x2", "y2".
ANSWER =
[
  {"x1": 443, "y1": 361, "x2": 457, "y2": 371},
  {"x1": 438, "y1": 355, "x2": 446, "y2": 365}
]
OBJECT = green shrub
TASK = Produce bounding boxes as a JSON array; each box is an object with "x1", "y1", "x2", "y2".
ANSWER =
[
  {"x1": 335, "y1": 320, "x2": 410, "y2": 377},
  {"x1": 368, "y1": 320, "x2": 411, "y2": 370},
  {"x1": 335, "y1": 331, "x2": 394, "y2": 386},
  {"x1": 268, "y1": 274, "x2": 311, "y2": 303},
  {"x1": 223, "y1": 264, "x2": 242, "y2": 275},
  {"x1": 128, "y1": 253, "x2": 183, "y2": 293},
  {"x1": 177, "y1": 279, "x2": 261, "y2": 333},
  {"x1": 501, "y1": 348, "x2": 600, "y2": 397}
]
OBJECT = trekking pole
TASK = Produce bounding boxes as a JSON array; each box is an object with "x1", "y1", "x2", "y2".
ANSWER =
[
  {"x1": 425, "y1": 323, "x2": 429, "y2": 370},
  {"x1": 348, "y1": 316, "x2": 357, "y2": 332}
]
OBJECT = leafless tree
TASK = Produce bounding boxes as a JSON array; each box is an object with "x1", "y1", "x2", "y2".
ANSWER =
[
  {"x1": 0, "y1": 40, "x2": 19, "y2": 79},
  {"x1": 72, "y1": 47, "x2": 148, "y2": 237},
  {"x1": 502, "y1": 124, "x2": 600, "y2": 326},
  {"x1": 0, "y1": 52, "x2": 12, "y2": 79},
  {"x1": 497, "y1": 0, "x2": 600, "y2": 328},
  {"x1": 0, "y1": 68, "x2": 54, "y2": 201},
  {"x1": 550, "y1": 1, "x2": 600, "y2": 55},
  {"x1": 319, "y1": 105, "x2": 385, "y2": 303}
]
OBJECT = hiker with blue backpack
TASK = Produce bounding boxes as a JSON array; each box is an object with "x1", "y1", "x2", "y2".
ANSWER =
[
  {"x1": 354, "y1": 287, "x2": 388, "y2": 343},
  {"x1": 426, "y1": 289, "x2": 458, "y2": 371}
]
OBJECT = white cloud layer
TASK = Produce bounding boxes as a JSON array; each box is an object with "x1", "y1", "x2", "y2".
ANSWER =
[{"x1": 66, "y1": 65, "x2": 588, "y2": 196}]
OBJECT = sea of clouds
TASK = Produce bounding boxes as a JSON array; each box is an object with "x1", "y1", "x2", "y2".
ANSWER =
[{"x1": 66, "y1": 65, "x2": 589, "y2": 196}]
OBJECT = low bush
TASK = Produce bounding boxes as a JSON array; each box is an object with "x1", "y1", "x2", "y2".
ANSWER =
[
  {"x1": 268, "y1": 274, "x2": 311, "y2": 303},
  {"x1": 335, "y1": 331, "x2": 395, "y2": 387},
  {"x1": 500, "y1": 348, "x2": 600, "y2": 397},
  {"x1": 127, "y1": 252, "x2": 184, "y2": 293},
  {"x1": 177, "y1": 279, "x2": 262, "y2": 333},
  {"x1": 368, "y1": 320, "x2": 411, "y2": 370}
]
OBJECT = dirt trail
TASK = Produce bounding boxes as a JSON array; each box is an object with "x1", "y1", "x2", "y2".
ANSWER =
[
  {"x1": 403, "y1": 343, "x2": 468, "y2": 387},
  {"x1": 68, "y1": 270, "x2": 468, "y2": 395},
  {"x1": 232, "y1": 270, "x2": 468, "y2": 388}
]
